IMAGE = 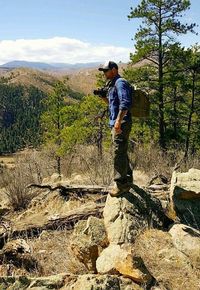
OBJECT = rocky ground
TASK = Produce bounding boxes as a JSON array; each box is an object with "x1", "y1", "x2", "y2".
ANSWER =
[{"x1": 0, "y1": 168, "x2": 199, "y2": 290}]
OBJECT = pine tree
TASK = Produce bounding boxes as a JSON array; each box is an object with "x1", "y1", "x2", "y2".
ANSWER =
[
  {"x1": 60, "y1": 94, "x2": 109, "y2": 158},
  {"x1": 41, "y1": 81, "x2": 68, "y2": 177},
  {"x1": 128, "y1": 0, "x2": 196, "y2": 148},
  {"x1": 182, "y1": 46, "x2": 200, "y2": 156}
]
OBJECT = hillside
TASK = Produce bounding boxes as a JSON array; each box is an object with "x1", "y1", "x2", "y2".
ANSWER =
[
  {"x1": 0, "y1": 66, "x2": 100, "y2": 95},
  {"x1": 0, "y1": 66, "x2": 113, "y2": 96},
  {"x1": 1, "y1": 67, "x2": 60, "y2": 93},
  {"x1": 0, "y1": 61, "x2": 143, "y2": 95},
  {"x1": 66, "y1": 68, "x2": 99, "y2": 95},
  {"x1": 0, "y1": 68, "x2": 81, "y2": 154}
]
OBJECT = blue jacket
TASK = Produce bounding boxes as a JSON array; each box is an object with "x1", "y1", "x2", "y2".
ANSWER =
[{"x1": 108, "y1": 74, "x2": 132, "y2": 127}]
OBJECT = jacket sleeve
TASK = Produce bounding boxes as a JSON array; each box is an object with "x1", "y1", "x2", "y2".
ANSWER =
[{"x1": 115, "y1": 79, "x2": 132, "y2": 111}]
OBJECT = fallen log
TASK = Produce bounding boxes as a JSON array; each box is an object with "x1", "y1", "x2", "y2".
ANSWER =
[
  {"x1": 1, "y1": 203, "x2": 105, "y2": 244},
  {"x1": 27, "y1": 183, "x2": 109, "y2": 200}
]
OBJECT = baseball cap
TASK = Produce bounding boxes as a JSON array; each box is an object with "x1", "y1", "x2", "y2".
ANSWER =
[{"x1": 98, "y1": 61, "x2": 118, "y2": 71}]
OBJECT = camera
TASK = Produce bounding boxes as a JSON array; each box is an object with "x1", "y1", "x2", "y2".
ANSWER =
[{"x1": 93, "y1": 87, "x2": 108, "y2": 98}]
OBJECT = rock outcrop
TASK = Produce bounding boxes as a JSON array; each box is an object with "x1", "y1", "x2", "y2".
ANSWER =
[
  {"x1": 0, "y1": 273, "x2": 143, "y2": 290},
  {"x1": 69, "y1": 216, "x2": 108, "y2": 272},
  {"x1": 169, "y1": 168, "x2": 200, "y2": 229},
  {"x1": 1, "y1": 169, "x2": 200, "y2": 289},
  {"x1": 169, "y1": 223, "x2": 200, "y2": 269},
  {"x1": 66, "y1": 274, "x2": 143, "y2": 290},
  {"x1": 0, "y1": 239, "x2": 40, "y2": 273},
  {"x1": 96, "y1": 243, "x2": 151, "y2": 283},
  {"x1": 103, "y1": 184, "x2": 172, "y2": 245},
  {"x1": 134, "y1": 229, "x2": 200, "y2": 290},
  {"x1": 95, "y1": 184, "x2": 173, "y2": 286}
]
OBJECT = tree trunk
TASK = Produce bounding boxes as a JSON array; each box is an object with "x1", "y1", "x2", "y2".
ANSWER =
[
  {"x1": 173, "y1": 87, "x2": 178, "y2": 140},
  {"x1": 158, "y1": 6, "x2": 165, "y2": 149},
  {"x1": 96, "y1": 109, "x2": 107, "y2": 158},
  {"x1": 57, "y1": 156, "x2": 61, "y2": 178},
  {"x1": 185, "y1": 72, "x2": 195, "y2": 158},
  {"x1": 56, "y1": 98, "x2": 62, "y2": 177},
  {"x1": 97, "y1": 120, "x2": 103, "y2": 158}
]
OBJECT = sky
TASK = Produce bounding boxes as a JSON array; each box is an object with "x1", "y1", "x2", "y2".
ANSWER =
[{"x1": 0, "y1": 0, "x2": 199, "y2": 65}]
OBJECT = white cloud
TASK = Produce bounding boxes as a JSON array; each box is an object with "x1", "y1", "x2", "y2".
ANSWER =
[{"x1": 0, "y1": 37, "x2": 132, "y2": 64}]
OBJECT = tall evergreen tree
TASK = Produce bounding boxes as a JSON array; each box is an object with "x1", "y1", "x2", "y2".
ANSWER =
[
  {"x1": 182, "y1": 46, "x2": 200, "y2": 156},
  {"x1": 128, "y1": 0, "x2": 196, "y2": 148},
  {"x1": 41, "y1": 81, "x2": 68, "y2": 176}
]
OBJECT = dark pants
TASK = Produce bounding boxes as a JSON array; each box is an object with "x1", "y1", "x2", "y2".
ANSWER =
[{"x1": 111, "y1": 120, "x2": 133, "y2": 189}]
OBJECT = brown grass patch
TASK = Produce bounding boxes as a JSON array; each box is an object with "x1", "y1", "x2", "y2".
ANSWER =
[
  {"x1": 134, "y1": 229, "x2": 200, "y2": 290},
  {"x1": 28, "y1": 229, "x2": 87, "y2": 276}
]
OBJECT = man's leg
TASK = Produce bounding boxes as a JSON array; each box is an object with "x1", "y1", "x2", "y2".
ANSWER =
[{"x1": 112, "y1": 120, "x2": 132, "y2": 191}]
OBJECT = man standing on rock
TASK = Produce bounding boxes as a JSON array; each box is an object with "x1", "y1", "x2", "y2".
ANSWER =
[{"x1": 97, "y1": 61, "x2": 133, "y2": 197}]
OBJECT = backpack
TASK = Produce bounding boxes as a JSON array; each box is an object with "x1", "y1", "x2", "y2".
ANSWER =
[
  {"x1": 131, "y1": 88, "x2": 150, "y2": 118},
  {"x1": 115, "y1": 78, "x2": 150, "y2": 118}
]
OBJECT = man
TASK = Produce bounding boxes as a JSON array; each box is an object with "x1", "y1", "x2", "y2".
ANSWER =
[{"x1": 98, "y1": 61, "x2": 133, "y2": 197}]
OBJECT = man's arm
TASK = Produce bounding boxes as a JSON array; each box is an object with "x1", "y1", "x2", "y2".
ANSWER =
[{"x1": 114, "y1": 79, "x2": 132, "y2": 134}]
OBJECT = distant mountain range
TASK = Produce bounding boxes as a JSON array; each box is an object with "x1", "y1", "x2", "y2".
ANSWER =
[{"x1": 0, "y1": 60, "x2": 102, "y2": 71}]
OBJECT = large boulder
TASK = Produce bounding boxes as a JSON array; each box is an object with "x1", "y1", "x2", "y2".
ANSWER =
[
  {"x1": 1, "y1": 239, "x2": 31, "y2": 255},
  {"x1": 69, "y1": 216, "x2": 108, "y2": 273},
  {"x1": 134, "y1": 229, "x2": 200, "y2": 290},
  {"x1": 98, "y1": 185, "x2": 172, "y2": 286},
  {"x1": 96, "y1": 244, "x2": 152, "y2": 284},
  {"x1": 0, "y1": 273, "x2": 142, "y2": 290},
  {"x1": 0, "y1": 239, "x2": 40, "y2": 273},
  {"x1": 65, "y1": 274, "x2": 143, "y2": 290},
  {"x1": 169, "y1": 223, "x2": 200, "y2": 269},
  {"x1": 103, "y1": 184, "x2": 172, "y2": 245},
  {"x1": 169, "y1": 168, "x2": 200, "y2": 229}
]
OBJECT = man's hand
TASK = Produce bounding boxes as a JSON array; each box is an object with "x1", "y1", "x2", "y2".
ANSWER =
[
  {"x1": 114, "y1": 120, "x2": 122, "y2": 134},
  {"x1": 114, "y1": 109, "x2": 128, "y2": 134},
  {"x1": 100, "y1": 96, "x2": 109, "y2": 104}
]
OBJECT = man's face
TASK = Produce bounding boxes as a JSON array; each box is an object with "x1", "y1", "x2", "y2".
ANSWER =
[{"x1": 103, "y1": 68, "x2": 116, "y2": 80}]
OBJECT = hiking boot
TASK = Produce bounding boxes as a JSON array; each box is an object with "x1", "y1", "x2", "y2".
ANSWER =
[{"x1": 109, "y1": 184, "x2": 131, "y2": 197}]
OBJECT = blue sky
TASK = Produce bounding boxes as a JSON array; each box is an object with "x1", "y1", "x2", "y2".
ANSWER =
[{"x1": 0, "y1": 0, "x2": 199, "y2": 64}]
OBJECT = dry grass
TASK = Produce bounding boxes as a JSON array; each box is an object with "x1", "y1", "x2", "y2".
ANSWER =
[
  {"x1": 0, "y1": 144, "x2": 199, "y2": 211},
  {"x1": 134, "y1": 229, "x2": 200, "y2": 290},
  {"x1": 0, "y1": 229, "x2": 92, "y2": 277},
  {"x1": 0, "y1": 155, "x2": 15, "y2": 166},
  {"x1": 0, "y1": 149, "x2": 54, "y2": 187},
  {"x1": 2, "y1": 171, "x2": 35, "y2": 211},
  {"x1": 60, "y1": 145, "x2": 114, "y2": 186},
  {"x1": 129, "y1": 144, "x2": 200, "y2": 182},
  {"x1": 0, "y1": 149, "x2": 54, "y2": 211},
  {"x1": 28, "y1": 229, "x2": 87, "y2": 276}
]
